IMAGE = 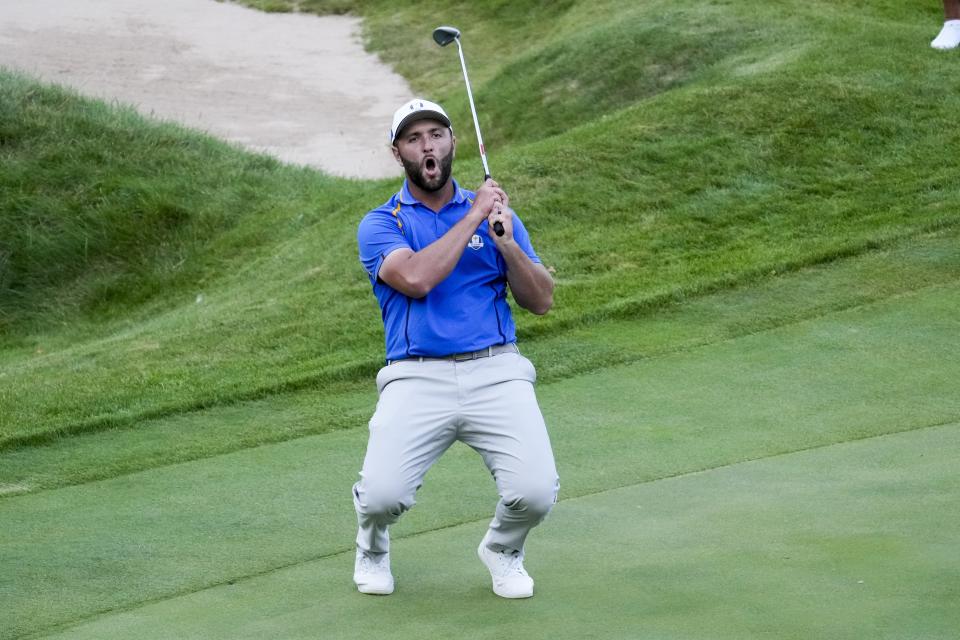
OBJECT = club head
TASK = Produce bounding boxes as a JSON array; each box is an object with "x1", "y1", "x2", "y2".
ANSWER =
[{"x1": 432, "y1": 26, "x2": 461, "y2": 47}]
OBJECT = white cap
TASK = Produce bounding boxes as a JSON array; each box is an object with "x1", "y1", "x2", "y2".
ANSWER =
[{"x1": 389, "y1": 98, "x2": 452, "y2": 143}]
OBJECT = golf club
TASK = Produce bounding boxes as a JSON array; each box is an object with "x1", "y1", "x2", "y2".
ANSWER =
[{"x1": 433, "y1": 25, "x2": 504, "y2": 237}]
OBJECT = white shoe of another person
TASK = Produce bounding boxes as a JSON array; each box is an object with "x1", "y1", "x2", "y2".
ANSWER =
[
  {"x1": 477, "y1": 533, "x2": 534, "y2": 599},
  {"x1": 353, "y1": 549, "x2": 394, "y2": 595},
  {"x1": 931, "y1": 20, "x2": 960, "y2": 50}
]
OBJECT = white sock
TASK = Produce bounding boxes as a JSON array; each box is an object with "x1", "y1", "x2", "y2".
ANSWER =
[{"x1": 931, "y1": 20, "x2": 960, "y2": 50}]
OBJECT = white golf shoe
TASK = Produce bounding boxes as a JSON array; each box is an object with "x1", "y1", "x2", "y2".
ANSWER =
[
  {"x1": 477, "y1": 534, "x2": 534, "y2": 599},
  {"x1": 353, "y1": 549, "x2": 394, "y2": 595},
  {"x1": 931, "y1": 20, "x2": 960, "y2": 50}
]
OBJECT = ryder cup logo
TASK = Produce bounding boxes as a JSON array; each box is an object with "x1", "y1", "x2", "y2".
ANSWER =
[{"x1": 468, "y1": 234, "x2": 484, "y2": 250}]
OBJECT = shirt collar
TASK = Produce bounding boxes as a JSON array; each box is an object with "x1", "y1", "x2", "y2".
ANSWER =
[{"x1": 398, "y1": 177, "x2": 469, "y2": 208}]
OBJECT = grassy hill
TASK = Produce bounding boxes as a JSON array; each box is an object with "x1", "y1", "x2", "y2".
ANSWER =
[{"x1": 2, "y1": 0, "x2": 958, "y2": 456}]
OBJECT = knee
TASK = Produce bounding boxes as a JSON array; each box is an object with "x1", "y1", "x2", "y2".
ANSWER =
[
  {"x1": 502, "y1": 475, "x2": 559, "y2": 519},
  {"x1": 353, "y1": 480, "x2": 415, "y2": 518}
]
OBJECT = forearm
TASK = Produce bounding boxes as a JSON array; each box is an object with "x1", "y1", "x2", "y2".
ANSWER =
[
  {"x1": 382, "y1": 210, "x2": 486, "y2": 297},
  {"x1": 501, "y1": 240, "x2": 554, "y2": 315}
]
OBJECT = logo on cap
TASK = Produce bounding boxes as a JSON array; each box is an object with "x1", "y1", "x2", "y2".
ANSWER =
[{"x1": 390, "y1": 98, "x2": 452, "y2": 143}]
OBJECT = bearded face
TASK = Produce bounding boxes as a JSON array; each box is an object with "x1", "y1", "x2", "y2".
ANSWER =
[
  {"x1": 392, "y1": 120, "x2": 456, "y2": 194},
  {"x1": 401, "y1": 147, "x2": 454, "y2": 193}
]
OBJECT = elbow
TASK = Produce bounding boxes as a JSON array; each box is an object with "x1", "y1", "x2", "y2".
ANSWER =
[
  {"x1": 400, "y1": 276, "x2": 432, "y2": 299},
  {"x1": 377, "y1": 252, "x2": 435, "y2": 298},
  {"x1": 409, "y1": 286, "x2": 431, "y2": 299},
  {"x1": 526, "y1": 293, "x2": 553, "y2": 316}
]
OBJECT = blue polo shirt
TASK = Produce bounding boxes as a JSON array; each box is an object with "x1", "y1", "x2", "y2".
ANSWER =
[{"x1": 358, "y1": 178, "x2": 541, "y2": 360}]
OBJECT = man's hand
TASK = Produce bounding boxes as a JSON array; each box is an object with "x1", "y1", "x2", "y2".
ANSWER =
[
  {"x1": 472, "y1": 178, "x2": 515, "y2": 243},
  {"x1": 487, "y1": 202, "x2": 514, "y2": 244},
  {"x1": 471, "y1": 179, "x2": 509, "y2": 226}
]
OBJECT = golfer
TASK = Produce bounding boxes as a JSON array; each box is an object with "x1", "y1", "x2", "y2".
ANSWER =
[{"x1": 352, "y1": 98, "x2": 560, "y2": 599}]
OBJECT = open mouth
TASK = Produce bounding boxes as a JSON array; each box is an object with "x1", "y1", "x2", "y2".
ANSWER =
[{"x1": 422, "y1": 156, "x2": 440, "y2": 181}]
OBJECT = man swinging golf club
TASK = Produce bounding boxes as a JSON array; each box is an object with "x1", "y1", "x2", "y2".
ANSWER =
[{"x1": 351, "y1": 94, "x2": 560, "y2": 599}]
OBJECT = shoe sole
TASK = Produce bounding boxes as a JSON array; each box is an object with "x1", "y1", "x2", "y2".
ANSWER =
[
  {"x1": 356, "y1": 582, "x2": 394, "y2": 595},
  {"x1": 492, "y1": 585, "x2": 534, "y2": 599}
]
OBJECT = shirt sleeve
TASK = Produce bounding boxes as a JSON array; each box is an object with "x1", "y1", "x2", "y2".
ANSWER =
[
  {"x1": 357, "y1": 210, "x2": 411, "y2": 283},
  {"x1": 510, "y1": 213, "x2": 542, "y2": 264}
]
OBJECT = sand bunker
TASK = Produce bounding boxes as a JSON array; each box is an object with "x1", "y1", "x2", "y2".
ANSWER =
[{"x1": 0, "y1": 0, "x2": 414, "y2": 178}]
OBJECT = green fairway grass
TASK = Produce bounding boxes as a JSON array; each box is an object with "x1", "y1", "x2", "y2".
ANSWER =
[
  {"x1": 3, "y1": 279, "x2": 958, "y2": 639},
  {"x1": 32, "y1": 425, "x2": 960, "y2": 640},
  {"x1": 3, "y1": 0, "x2": 960, "y2": 638}
]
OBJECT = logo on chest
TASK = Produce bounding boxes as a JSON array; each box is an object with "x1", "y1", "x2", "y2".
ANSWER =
[{"x1": 468, "y1": 234, "x2": 484, "y2": 250}]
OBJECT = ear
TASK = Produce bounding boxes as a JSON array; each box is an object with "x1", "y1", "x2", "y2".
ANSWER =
[
  {"x1": 391, "y1": 144, "x2": 402, "y2": 165},
  {"x1": 451, "y1": 134, "x2": 457, "y2": 157}
]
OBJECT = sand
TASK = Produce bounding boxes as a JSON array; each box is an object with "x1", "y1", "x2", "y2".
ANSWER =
[{"x1": 0, "y1": 0, "x2": 414, "y2": 178}]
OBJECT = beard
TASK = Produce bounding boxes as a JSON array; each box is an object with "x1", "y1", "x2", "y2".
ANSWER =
[{"x1": 401, "y1": 148, "x2": 454, "y2": 193}]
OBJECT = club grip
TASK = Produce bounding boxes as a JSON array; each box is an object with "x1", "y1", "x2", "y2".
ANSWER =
[{"x1": 484, "y1": 173, "x2": 505, "y2": 236}]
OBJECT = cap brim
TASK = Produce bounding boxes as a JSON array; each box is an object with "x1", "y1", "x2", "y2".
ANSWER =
[{"x1": 393, "y1": 111, "x2": 451, "y2": 142}]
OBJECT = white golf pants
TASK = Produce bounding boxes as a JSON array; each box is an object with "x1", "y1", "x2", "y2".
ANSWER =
[{"x1": 352, "y1": 351, "x2": 559, "y2": 554}]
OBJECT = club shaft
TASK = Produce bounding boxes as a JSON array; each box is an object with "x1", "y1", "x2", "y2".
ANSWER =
[
  {"x1": 452, "y1": 35, "x2": 503, "y2": 236},
  {"x1": 455, "y1": 39, "x2": 491, "y2": 178}
]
